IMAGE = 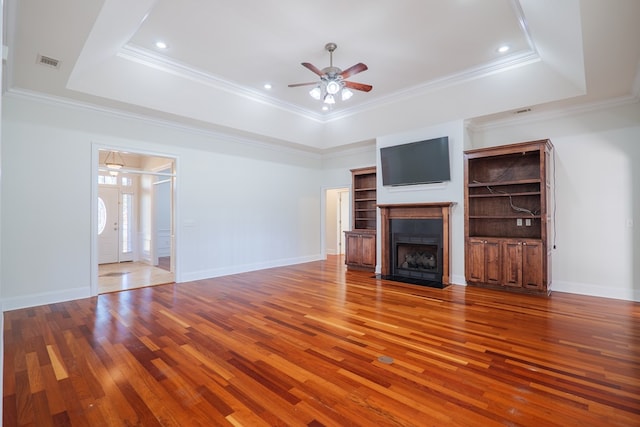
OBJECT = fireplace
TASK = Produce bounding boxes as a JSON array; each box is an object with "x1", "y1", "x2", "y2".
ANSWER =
[
  {"x1": 379, "y1": 203, "x2": 453, "y2": 288},
  {"x1": 392, "y1": 218, "x2": 443, "y2": 284}
]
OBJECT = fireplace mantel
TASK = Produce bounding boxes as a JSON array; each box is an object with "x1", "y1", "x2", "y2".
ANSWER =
[{"x1": 378, "y1": 203, "x2": 454, "y2": 285}]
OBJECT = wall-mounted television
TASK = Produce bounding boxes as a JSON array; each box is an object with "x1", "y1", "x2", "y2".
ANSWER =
[{"x1": 380, "y1": 136, "x2": 450, "y2": 186}]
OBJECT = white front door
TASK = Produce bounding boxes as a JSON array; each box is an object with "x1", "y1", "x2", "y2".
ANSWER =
[{"x1": 98, "y1": 186, "x2": 119, "y2": 264}]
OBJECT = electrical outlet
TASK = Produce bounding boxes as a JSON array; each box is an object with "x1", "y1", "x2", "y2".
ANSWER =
[
  {"x1": 516, "y1": 218, "x2": 523, "y2": 226},
  {"x1": 525, "y1": 218, "x2": 532, "y2": 226}
]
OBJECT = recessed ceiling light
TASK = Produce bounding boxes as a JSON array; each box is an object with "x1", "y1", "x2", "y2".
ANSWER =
[
  {"x1": 263, "y1": 83, "x2": 272, "y2": 90},
  {"x1": 497, "y1": 45, "x2": 510, "y2": 53},
  {"x1": 322, "y1": 105, "x2": 329, "y2": 111},
  {"x1": 155, "y1": 41, "x2": 168, "y2": 49}
]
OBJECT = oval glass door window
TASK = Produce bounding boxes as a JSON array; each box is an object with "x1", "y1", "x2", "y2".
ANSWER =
[{"x1": 98, "y1": 197, "x2": 107, "y2": 235}]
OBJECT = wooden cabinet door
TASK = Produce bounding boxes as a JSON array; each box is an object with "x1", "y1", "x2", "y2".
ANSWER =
[
  {"x1": 466, "y1": 238, "x2": 486, "y2": 283},
  {"x1": 522, "y1": 240, "x2": 543, "y2": 290},
  {"x1": 467, "y1": 238, "x2": 501, "y2": 284},
  {"x1": 502, "y1": 240, "x2": 523, "y2": 287},
  {"x1": 360, "y1": 233, "x2": 376, "y2": 268},
  {"x1": 345, "y1": 231, "x2": 375, "y2": 271},
  {"x1": 484, "y1": 239, "x2": 501, "y2": 285},
  {"x1": 345, "y1": 233, "x2": 361, "y2": 266}
]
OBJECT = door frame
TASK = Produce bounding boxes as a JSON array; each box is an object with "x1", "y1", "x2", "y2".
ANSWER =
[
  {"x1": 321, "y1": 186, "x2": 350, "y2": 257},
  {"x1": 91, "y1": 144, "x2": 179, "y2": 296},
  {"x1": 151, "y1": 163, "x2": 174, "y2": 272},
  {"x1": 337, "y1": 189, "x2": 350, "y2": 255}
]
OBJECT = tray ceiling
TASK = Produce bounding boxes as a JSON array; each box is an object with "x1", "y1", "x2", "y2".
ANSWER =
[{"x1": 4, "y1": 0, "x2": 639, "y2": 150}]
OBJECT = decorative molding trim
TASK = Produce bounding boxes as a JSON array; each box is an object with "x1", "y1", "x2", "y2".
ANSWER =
[
  {"x1": 179, "y1": 255, "x2": 324, "y2": 283},
  {"x1": 324, "y1": 50, "x2": 541, "y2": 123},
  {"x1": 321, "y1": 140, "x2": 376, "y2": 160},
  {"x1": 120, "y1": 35, "x2": 540, "y2": 126},
  {"x1": 119, "y1": 43, "x2": 326, "y2": 123},
  {"x1": 552, "y1": 280, "x2": 640, "y2": 303},
  {"x1": 466, "y1": 94, "x2": 640, "y2": 132},
  {"x1": 2, "y1": 287, "x2": 92, "y2": 312},
  {"x1": 4, "y1": 88, "x2": 323, "y2": 159},
  {"x1": 450, "y1": 274, "x2": 468, "y2": 287}
]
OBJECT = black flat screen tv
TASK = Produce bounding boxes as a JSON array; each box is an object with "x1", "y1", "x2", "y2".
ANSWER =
[{"x1": 380, "y1": 136, "x2": 450, "y2": 186}]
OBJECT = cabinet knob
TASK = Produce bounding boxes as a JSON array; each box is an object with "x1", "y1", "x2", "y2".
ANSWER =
[{"x1": 523, "y1": 242, "x2": 527, "y2": 246}]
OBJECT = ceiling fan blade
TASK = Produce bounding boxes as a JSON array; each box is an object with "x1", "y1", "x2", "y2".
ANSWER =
[
  {"x1": 288, "y1": 82, "x2": 318, "y2": 88},
  {"x1": 344, "y1": 81, "x2": 373, "y2": 92},
  {"x1": 301, "y1": 62, "x2": 324, "y2": 77},
  {"x1": 340, "y1": 63, "x2": 368, "y2": 79}
]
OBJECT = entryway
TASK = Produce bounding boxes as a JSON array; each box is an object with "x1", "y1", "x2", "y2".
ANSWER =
[
  {"x1": 325, "y1": 188, "x2": 349, "y2": 256},
  {"x1": 95, "y1": 148, "x2": 177, "y2": 294}
]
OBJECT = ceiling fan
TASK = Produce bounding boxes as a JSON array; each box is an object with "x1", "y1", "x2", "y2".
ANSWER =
[{"x1": 288, "y1": 42, "x2": 372, "y2": 105}]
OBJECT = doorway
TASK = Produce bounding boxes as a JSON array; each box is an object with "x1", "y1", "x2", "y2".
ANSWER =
[
  {"x1": 153, "y1": 168, "x2": 173, "y2": 273},
  {"x1": 94, "y1": 148, "x2": 177, "y2": 294},
  {"x1": 325, "y1": 188, "x2": 350, "y2": 256}
]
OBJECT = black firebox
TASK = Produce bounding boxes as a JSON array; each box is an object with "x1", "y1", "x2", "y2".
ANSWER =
[{"x1": 384, "y1": 218, "x2": 446, "y2": 288}]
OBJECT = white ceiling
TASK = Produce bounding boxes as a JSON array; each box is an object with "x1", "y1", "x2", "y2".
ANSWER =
[{"x1": 3, "y1": 0, "x2": 640, "y2": 151}]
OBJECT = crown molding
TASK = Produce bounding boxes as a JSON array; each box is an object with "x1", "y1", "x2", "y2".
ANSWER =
[
  {"x1": 322, "y1": 50, "x2": 541, "y2": 123},
  {"x1": 119, "y1": 43, "x2": 327, "y2": 124},
  {"x1": 4, "y1": 88, "x2": 325, "y2": 159},
  {"x1": 320, "y1": 139, "x2": 377, "y2": 160},
  {"x1": 466, "y1": 94, "x2": 640, "y2": 132},
  {"x1": 120, "y1": 44, "x2": 540, "y2": 126}
]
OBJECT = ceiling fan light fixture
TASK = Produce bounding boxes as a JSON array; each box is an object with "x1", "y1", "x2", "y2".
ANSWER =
[
  {"x1": 326, "y1": 79, "x2": 341, "y2": 95},
  {"x1": 290, "y1": 43, "x2": 371, "y2": 107},
  {"x1": 309, "y1": 86, "x2": 322, "y2": 100}
]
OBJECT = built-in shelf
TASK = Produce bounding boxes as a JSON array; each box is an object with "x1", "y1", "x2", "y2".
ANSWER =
[
  {"x1": 464, "y1": 140, "x2": 553, "y2": 295},
  {"x1": 345, "y1": 166, "x2": 377, "y2": 271}
]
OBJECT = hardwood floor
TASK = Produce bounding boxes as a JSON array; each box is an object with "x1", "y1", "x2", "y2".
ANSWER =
[{"x1": 4, "y1": 256, "x2": 639, "y2": 426}]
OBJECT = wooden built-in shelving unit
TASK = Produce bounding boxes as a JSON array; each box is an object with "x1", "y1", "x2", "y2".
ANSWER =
[
  {"x1": 464, "y1": 140, "x2": 553, "y2": 294},
  {"x1": 345, "y1": 167, "x2": 377, "y2": 271}
]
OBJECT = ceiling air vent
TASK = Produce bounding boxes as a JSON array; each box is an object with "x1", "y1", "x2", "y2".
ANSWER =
[{"x1": 37, "y1": 54, "x2": 60, "y2": 69}]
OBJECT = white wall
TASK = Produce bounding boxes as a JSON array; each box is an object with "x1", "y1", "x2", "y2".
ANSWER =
[
  {"x1": 321, "y1": 144, "x2": 377, "y2": 191},
  {"x1": 2, "y1": 94, "x2": 638, "y2": 309},
  {"x1": 1, "y1": 94, "x2": 323, "y2": 309},
  {"x1": 376, "y1": 120, "x2": 467, "y2": 284},
  {"x1": 470, "y1": 101, "x2": 640, "y2": 301}
]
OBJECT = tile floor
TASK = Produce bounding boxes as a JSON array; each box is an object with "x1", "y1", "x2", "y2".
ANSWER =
[{"x1": 98, "y1": 261, "x2": 175, "y2": 293}]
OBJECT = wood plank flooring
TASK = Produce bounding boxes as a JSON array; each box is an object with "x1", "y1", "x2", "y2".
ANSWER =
[{"x1": 4, "y1": 256, "x2": 640, "y2": 426}]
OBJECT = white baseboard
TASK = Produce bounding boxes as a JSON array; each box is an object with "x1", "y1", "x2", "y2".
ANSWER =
[
  {"x1": 0, "y1": 314, "x2": 3, "y2": 422},
  {"x1": 2, "y1": 286, "x2": 92, "y2": 312},
  {"x1": 452, "y1": 277, "x2": 638, "y2": 302},
  {"x1": 552, "y1": 280, "x2": 640, "y2": 302},
  {"x1": 450, "y1": 274, "x2": 467, "y2": 286},
  {"x1": 179, "y1": 254, "x2": 324, "y2": 283}
]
